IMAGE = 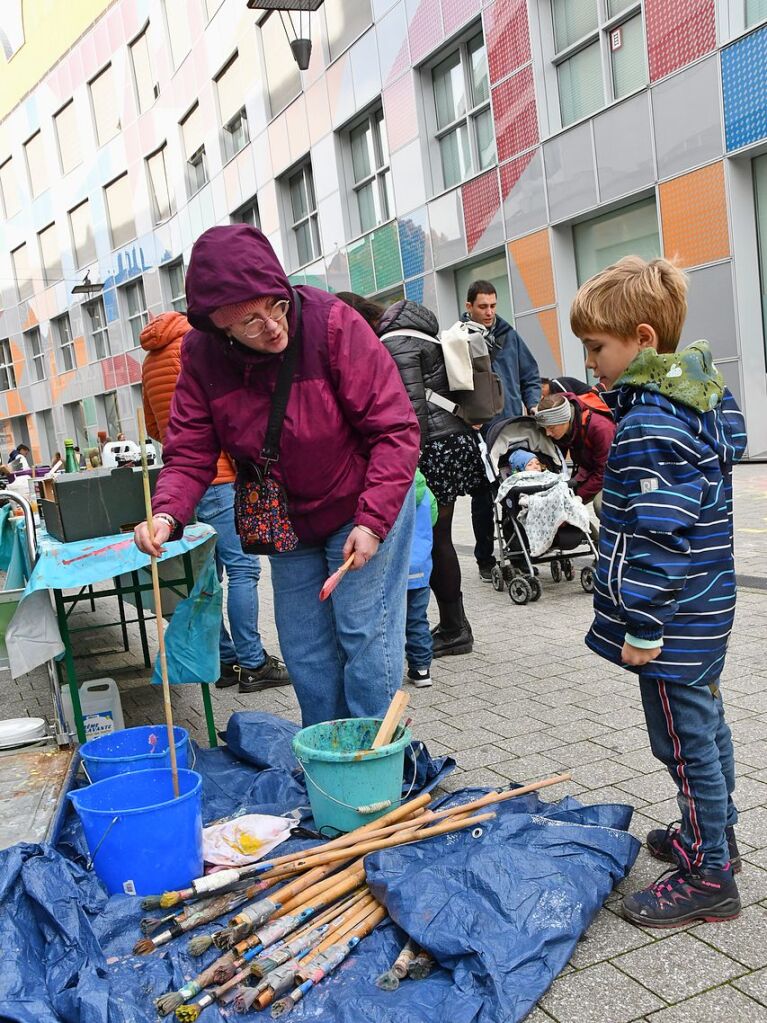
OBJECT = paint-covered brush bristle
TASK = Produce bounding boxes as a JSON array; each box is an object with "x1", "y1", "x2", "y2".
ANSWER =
[
  {"x1": 154, "y1": 991, "x2": 183, "y2": 1016},
  {"x1": 160, "y1": 891, "x2": 182, "y2": 908},
  {"x1": 228, "y1": 922, "x2": 251, "y2": 945},
  {"x1": 133, "y1": 937, "x2": 155, "y2": 955},
  {"x1": 234, "y1": 987, "x2": 261, "y2": 1013},
  {"x1": 175, "y1": 1004, "x2": 202, "y2": 1022},
  {"x1": 270, "y1": 995, "x2": 294, "y2": 1019},
  {"x1": 213, "y1": 963, "x2": 236, "y2": 985},
  {"x1": 212, "y1": 927, "x2": 234, "y2": 949},
  {"x1": 187, "y1": 934, "x2": 213, "y2": 957},
  {"x1": 141, "y1": 894, "x2": 164, "y2": 910},
  {"x1": 375, "y1": 969, "x2": 400, "y2": 991}
]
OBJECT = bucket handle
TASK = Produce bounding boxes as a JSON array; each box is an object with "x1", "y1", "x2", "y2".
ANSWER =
[
  {"x1": 296, "y1": 742, "x2": 421, "y2": 817},
  {"x1": 85, "y1": 815, "x2": 120, "y2": 870}
]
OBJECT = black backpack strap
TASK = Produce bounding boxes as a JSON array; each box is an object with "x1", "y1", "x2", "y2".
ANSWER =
[{"x1": 259, "y1": 291, "x2": 303, "y2": 467}]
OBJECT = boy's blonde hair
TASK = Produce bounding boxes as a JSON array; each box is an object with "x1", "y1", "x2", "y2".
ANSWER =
[{"x1": 570, "y1": 256, "x2": 688, "y2": 354}]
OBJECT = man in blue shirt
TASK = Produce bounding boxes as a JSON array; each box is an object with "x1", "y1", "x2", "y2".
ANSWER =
[{"x1": 463, "y1": 280, "x2": 541, "y2": 580}]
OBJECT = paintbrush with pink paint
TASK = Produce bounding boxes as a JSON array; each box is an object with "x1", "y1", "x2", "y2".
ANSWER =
[{"x1": 319, "y1": 554, "x2": 356, "y2": 601}]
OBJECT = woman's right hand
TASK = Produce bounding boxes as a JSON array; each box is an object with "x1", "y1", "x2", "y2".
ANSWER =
[{"x1": 134, "y1": 516, "x2": 172, "y2": 558}]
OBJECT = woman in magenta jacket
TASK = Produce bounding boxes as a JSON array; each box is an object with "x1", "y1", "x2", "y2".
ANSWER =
[{"x1": 134, "y1": 225, "x2": 419, "y2": 726}]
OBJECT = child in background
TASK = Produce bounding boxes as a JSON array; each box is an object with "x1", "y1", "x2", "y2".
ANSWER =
[
  {"x1": 571, "y1": 255, "x2": 747, "y2": 927},
  {"x1": 405, "y1": 469, "x2": 437, "y2": 688}
]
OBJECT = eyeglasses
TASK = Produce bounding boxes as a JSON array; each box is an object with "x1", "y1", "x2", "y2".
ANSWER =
[{"x1": 240, "y1": 299, "x2": 290, "y2": 339}]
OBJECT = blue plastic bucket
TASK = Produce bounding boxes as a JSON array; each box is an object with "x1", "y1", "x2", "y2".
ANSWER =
[
  {"x1": 67, "y1": 768, "x2": 203, "y2": 896},
  {"x1": 292, "y1": 718, "x2": 412, "y2": 834},
  {"x1": 80, "y1": 725, "x2": 190, "y2": 782}
]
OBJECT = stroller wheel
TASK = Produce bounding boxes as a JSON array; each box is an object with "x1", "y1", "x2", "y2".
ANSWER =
[
  {"x1": 580, "y1": 565, "x2": 595, "y2": 593},
  {"x1": 508, "y1": 577, "x2": 533, "y2": 605},
  {"x1": 490, "y1": 565, "x2": 505, "y2": 592},
  {"x1": 562, "y1": 558, "x2": 574, "y2": 581},
  {"x1": 527, "y1": 575, "x2": 542, "y2": 602},
  {"x1": 550, "y1": 560, "x2": 562, "y2": 583}
]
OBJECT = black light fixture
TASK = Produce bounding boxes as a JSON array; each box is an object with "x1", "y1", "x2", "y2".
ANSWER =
[
  {"x1": 71, "y1": 271, "x2": 104, "y2": 295},
  {"x1": 246, "y1": 0, "x2": 324, "y2": 71}
]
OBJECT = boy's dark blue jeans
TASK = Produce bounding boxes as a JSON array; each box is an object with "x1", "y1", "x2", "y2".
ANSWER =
[
  {"x1": 639, "y1": 675, "x2": 737, "y2": 871},
  {"x1": 406, "y1": 586, "x2": 432, "y2": 671}
]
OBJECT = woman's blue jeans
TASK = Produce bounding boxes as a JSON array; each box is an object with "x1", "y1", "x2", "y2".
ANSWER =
[
  {"x1": 196, "y1": 482, "x2": 265, "y2": 669},
  {"x1": 269, "y1": 489, "x2": 415, "y2": 726}
]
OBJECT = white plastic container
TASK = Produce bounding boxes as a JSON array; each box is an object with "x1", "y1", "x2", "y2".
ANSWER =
[{"x1": 61, "y1": 678, "x2": 124, "y2": 741}]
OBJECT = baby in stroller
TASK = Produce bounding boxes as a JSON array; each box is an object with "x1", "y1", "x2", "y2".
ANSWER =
[{"x1": 484, "y1": 417, "x2": 597, "y2": 603}]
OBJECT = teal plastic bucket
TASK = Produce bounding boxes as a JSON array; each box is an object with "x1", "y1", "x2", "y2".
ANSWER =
[
  {"x1": 68, "y1": 768, "x2": 203, "y2": 896},
  {"x1": 80, "y1": 725, "x2": 190, "y2": 782},
  {"x1": 292, "y1": 718, "x2": 412, "y2": 834}
]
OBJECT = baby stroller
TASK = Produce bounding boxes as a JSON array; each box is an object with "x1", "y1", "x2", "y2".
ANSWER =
[{"x1": 483, "y1": 416, "x2": 597, "y2": 605}]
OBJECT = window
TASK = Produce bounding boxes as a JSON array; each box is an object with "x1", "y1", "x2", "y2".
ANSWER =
[
  {"x1": 552, "y1": 0, "x2": 646, "y2": 128},
  {"x1": 38, "y1": 409, "x2": 57, "y2": 462},
  {"x1": 54, "y1": 313, "x2": 76, "y2": 372},
  {"x1": 573, "y1": 196, "x2": 660, "y2": 285},
  {"x1": 105, "y1": 391, "x2": 122, "y2": 439},
  {"x1": 85, "y1": 296, "x2": 110, "y2": 360},
  {"x1": 38, "y1": 223, "x2": 63, "y2": 285},
  {"x1": 164, "y1": 260, "x2": 186, "y2": 312},
  {"x1": 348, "y1": 107, "x2": 393, "y2": 233},
  {"x1": 0, "y1": 158, "x2": 20, "y2": 218},
  {"x1": 104, "y1": 173, "x2": 136, "y2": 249},
  {"x1": 67, "y1": 400, "x2": 90, "y2": 449},
  {"x1": 754, "y1": 154, "x2": 767, "y2": 365},
  {"x1": 325, "y1": 0, "x2": 373, "y2": 60},
  {"x1": 216, "y1": 53, "x2": 249, "y2": 161},
  {"x1": 455, "y1": 252, "x2": 513, "y2": 322},
  {"x1": 431, "y1": 31, "x2": 494, "y2": 190},
  {"x1": 69, "y1": 200, "x2": 96, "y2": 267},
  {"x1": 181, "y1": 103, "x2": 208, "y2": 195},
  {"x1": 747, "y1": 0, "x2": 767, "y2": 27},
  {"x1": 0, "y1": 340, "x2": 17, "y2": 391},
  {"x1": 24, "y1": 131, "x2": 48, "y2": 197},
  {"x1": 146, "y1": 144, "x2": 174, "y2": 223},
  {"x1": 130, "y1": 24, "x2": 158, "y2": 113},
  {"x1": 25, "y1": 327, "x2": 46, "y2": 382},
  {"x1": 11, "y1": 244, "x2": 33, "y2": 302},
  {"x1": 231, "y1": 198, "x2": 260, "y2": 228},
  {"x1": 123, "y1": 279, "x2": 149, "y2": 345},
  {"x1": 54, "y1": 101, "x2": 81, "y2": 175},
  {"x1": 90, "y1": 64, "x2": 120, "y2": 145},
  {"x1": 287, "y1": 162, "x2": 321, "y2": 266},
  {"x1": 262, "y1": 12, "x2": 301, "y2": 116},
  {"x1": 164, "y1": 0, "x2": 192, "y2": 68}
]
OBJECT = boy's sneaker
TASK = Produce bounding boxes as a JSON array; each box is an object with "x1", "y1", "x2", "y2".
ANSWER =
[
  {"x1": 622, "y1": 865, "x2": 740, "y2": 927},
  {"x1": 647, "y1": 821, "x2": 741, "y2": 874},
  {"x1": 237, "y1": 655, "x2": 291, "y2": 693},
  {"x1": 215, "y1": 662, "x2": 239, "y2": 689},
  {"x1": 406, "y1": 668, "x2": 432, "y2": 688}
]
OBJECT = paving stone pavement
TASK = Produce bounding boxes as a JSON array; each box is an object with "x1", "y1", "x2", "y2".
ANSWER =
[{"x1": 3, "y1": 463, "x2": 767, "y2": 1021}]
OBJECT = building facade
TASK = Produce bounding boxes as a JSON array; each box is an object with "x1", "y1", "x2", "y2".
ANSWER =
[{"x1": 1, "y1": 0, "x2": 767, "y2": 461}]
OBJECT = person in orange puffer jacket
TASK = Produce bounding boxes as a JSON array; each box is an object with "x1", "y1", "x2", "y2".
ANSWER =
[{"x1": 140, "y1": 311, "x2": 290, "y2": 694}]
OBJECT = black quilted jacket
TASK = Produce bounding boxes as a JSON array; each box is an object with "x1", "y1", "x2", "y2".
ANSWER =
[{"x1": 377, "y1": 300, "x2": 467, "y2": 446}]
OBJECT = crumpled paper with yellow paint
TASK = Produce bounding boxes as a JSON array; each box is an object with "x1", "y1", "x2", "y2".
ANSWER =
[{"x1": 202, "y1": 813, "x2": 293, "y2": 866}]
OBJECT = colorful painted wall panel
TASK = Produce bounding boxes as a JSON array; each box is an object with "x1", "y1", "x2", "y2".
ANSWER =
[
  {"x1": 383, "y1": 73, "x2": 420, "y2": 153},
  {"x1": 399, "y1": 207, "x2": 432, "y2": 280},
  {"x1": 514, "y1": 308, "x2": 562, "y2": 375},
  {"x1": 501, "y1": 149, "x2": 547, "y2": 240},
  {"x1": 645, "y1": 0, "x2": 716, "y2": 83},
  {"x1": 722, "y1": 24, "x2": 767, "y2": 152},
  {"x1": 406, "y1": 0, "x2": 443, "y2": 65},
  {"x1": 462, "y1": 170, "x2": 502, "y2": 253},
  {"x1": 659, "y1": 162, "x2": 730, "y2": 268},
  {"x1": 507, "y1": 230, "x2": 555, "y2": 315},
  {"x1": 441, "y1": 0, "x2": 481, "y2": 36},
  {"x1": 492, "y1": 65, "x2": 538, "y2": 163},
  {"x1": 484, "y1": 0, "x2": 530, "y2": 85}
]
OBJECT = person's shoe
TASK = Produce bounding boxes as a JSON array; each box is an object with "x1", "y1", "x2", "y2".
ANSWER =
[
  {"x1": 621, "y1": 865, "x2": 741, "y2": 927},
  {"x1": 432, "y1": 595, "x2": 473, "y2": 657},
  {"x1": 215, "y1": 662, "x2": 239, "y2": 690},
  {"x1": 478, "y1": 564, "x2": 494, "y2": 583},
  {"x1": 647, "y1": 821, "x2": 742, "y2": 874},
  {"x1": 406, "y1": 667, "x2": 432, "y2": 688},
  {"x1": 237, "y1": 655, "x2": 292, "y2": 693}
]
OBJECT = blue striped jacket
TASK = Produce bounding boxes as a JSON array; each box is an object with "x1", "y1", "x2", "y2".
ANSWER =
[{"x1": 587, "y1": 386, "x2": 747, "y2": 686}]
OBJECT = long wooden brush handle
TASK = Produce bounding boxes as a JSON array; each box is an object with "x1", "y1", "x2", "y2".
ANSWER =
[
  {"x1": 136, "y1": 408, "x2": 179, "y2": 798},
  {"x1": 310, "y1": 894, "x2": 377, "y2": 957},
  {"x1": 433, "y1": 773, "x2": 572, "y2": 820},
  {"x1": 275, "y1": 859, "x2": 365, "y2": 917},
  {"x1": 371, "y1": 689, "x2": 410, "y2": 748}
]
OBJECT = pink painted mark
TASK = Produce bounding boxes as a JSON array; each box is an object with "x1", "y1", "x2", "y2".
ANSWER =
[{"x1": 61, "y1": 538, "x2": 135, "y2": 566}]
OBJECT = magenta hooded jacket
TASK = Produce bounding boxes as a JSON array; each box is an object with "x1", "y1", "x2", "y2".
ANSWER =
[{"x1": 151, "y1": 225, "x2": 420, "y2": 543}]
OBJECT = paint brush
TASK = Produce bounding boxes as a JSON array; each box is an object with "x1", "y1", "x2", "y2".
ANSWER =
[{"x1": 318, "y1": 553, "x2": 355, "y2": 600}]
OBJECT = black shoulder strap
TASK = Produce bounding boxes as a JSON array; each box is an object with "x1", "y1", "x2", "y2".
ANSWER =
[{"x1": 260, "y1": 291, "x2": 302, "y2": 465}]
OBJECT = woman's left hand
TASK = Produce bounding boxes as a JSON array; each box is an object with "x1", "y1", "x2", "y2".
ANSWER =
[{"x1": 343, "y1": 526, "x2": 380, "y2": 570}]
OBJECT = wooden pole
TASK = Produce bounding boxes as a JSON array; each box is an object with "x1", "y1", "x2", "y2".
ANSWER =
[
  {"x1": 431, "y1": 773, "x2": 573, "y2": 821},
  {"x1": 371, "y1": 689, "x2": 410, "y2": 748},
  {"x1": 136, "y1": 408, "x2": 179, "y2": 798}
]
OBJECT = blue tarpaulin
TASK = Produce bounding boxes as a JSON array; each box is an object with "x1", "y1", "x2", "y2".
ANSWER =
[{"x1": 0, "y1": 713, "x2": 639, "y2": 1023}]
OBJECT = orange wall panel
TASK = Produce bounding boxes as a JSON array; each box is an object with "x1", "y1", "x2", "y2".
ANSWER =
[{"x1": 659, "y1": 162, "x2": 730, "y2": 268}]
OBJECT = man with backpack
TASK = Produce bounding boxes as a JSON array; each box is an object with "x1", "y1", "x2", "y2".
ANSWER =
[
  {"x1": 535, "y1": 392, "x2": 615, "y2": 512},
  {"x1": 463, "y1": 280, "x2": 541, "y2": 581}
]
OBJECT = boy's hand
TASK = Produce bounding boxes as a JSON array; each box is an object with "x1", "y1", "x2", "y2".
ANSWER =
[{"x1": 621, "y1": 641, "x2": 662, "y2": 666}]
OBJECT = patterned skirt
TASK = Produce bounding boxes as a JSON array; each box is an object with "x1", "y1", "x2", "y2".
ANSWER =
[{"x1": 419, "y1": 431, "x2": 488, "y2": 506}]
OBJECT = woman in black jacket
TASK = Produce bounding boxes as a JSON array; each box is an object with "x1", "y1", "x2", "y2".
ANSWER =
[{"x1": 337, "y1": 294, "x2": 485, "y2": 656}]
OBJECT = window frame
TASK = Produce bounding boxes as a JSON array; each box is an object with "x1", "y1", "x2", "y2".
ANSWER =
[
  {"x1": 24, "y1": 130, "x2": 48, "y2": 198},
  {"x1": 215, "y1": 52, "x2": 250, "y2": 163},
  {"x1": 54, "y1": 100, "x2": 81, "y2": 175},
  {"x1": 324, "y1": 0, "x2": 374, "y2": 63},
  {"x1": 180, "y1": 103, "x2": 208, "y2": 196},
  {"x1": 129, "y1": 22, "x2": 159, "y2": 114},
  {"x1": 53, "y1": 312, "x2": 77, "y2": 372},
  {"x1": 84, "y1": 295, "x2": 111, "y2": 360},
  {"x1": 146, "y1": 143, "x2": 174, "y2": 224},
  {"x1": 69, "y1": 199, "x2": 97, "y2": 269},
  {"x1": 0, "y1": 339, "x2": 17, "y2": 392},
  {"x1": 11, "y1": 243, "x2": 33, "y2": 302},
  {"x1": 121, "y1": 278, "x2": 149, "y2": 346},
  {"x1": 0, "y1": 157, "x2": 20, "y2": 218},
  {"x1": 25, "y1": 326, "x2": 47, "y2": 383},
  {"x1": 163, "y1": 259, "x2": 187, "y2": 313},
  {"x1": 231, "y1": 197, "x2": 261, "y2": 228},
  {"x1": 89, "y1": 63, "x2": 120, "y2": 147},
  {"x1": 345, "y1": 105, "x2": 393, "y2": 236},
  {"x1": 284, "y1": 161, "x2": 322, "y2": 269},
  {"x1": 104, "y1": 171, "x2": 137, "y2": 249},
  {"x1": 37, "y1": 222, "x2": 63, "y2": 286}
]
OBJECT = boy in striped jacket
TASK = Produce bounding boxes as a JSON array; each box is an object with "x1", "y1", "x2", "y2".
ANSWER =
[{"x1": 571, "y1": 256, "x2": 747, "y2": 928}]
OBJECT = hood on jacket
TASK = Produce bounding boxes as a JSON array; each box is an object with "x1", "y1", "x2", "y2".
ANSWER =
[
  {"x1": 139, "y1": 311, "x2": 190, "y2": 352},
  {"x1": 616, "y1": 340, "x2": 724, "y2": 414},
  {"x1": 378, "y1": 299, "x2": 439, "y2": 338},
  {"x1": 185, "y1": 225, "x2": 293, "y2": 335}
]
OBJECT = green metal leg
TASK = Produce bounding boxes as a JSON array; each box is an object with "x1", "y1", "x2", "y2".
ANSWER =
[
  {"x1": 114, "y1": 578, "x2": 130, "y2": 653},
  {"x1": 54, "y1": 588, "x2": 86, "y2": 744},
  {"x1": 201, "y1": 684, "x2": 218, "y2": 748},
  {"x1": 131, "y1": 570, "x2": 152, "y2": 669}
]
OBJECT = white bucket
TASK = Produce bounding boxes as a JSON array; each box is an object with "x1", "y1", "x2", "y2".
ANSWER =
[{"x1": 61, "y1": 678, "x2": 124, "y2": 740}]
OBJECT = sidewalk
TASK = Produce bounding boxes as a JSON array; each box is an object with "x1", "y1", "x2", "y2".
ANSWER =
[{"x1": 3, "y1": 462, "x2": 766, "y2": 1021}]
